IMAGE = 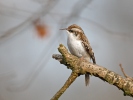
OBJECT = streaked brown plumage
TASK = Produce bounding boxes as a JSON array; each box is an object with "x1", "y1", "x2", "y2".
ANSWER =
[{"x1": 61, "y1": 24, "x2": 96, "y2": 86}]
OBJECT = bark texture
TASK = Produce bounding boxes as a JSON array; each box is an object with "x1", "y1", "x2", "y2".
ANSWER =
[{"x1": 51, "y1": 44, "x2": 133, "y2": 100}]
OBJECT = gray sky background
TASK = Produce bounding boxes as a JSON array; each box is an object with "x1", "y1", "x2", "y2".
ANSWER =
[{"x1": 0, "y1": 0, "x2": 133, "y2": 100}]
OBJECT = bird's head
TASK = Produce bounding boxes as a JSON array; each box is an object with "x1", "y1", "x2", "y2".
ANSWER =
[{"x1": 60, "y1": 24, "x2": 84, "y2": 39}]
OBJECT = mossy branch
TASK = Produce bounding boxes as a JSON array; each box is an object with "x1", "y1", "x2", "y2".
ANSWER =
[{"x1": 51, "y1": 44, "x2": 133, "y2": 100}]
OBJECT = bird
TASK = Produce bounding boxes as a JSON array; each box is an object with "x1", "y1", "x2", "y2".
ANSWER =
[{"x1": 60, "y1": 24, "x2": 96, "y2": 86}]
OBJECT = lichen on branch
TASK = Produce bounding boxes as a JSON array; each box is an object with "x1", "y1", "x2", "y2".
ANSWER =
[{"x1": 51, "y1": 44, "x2": 133, "y2": 100}]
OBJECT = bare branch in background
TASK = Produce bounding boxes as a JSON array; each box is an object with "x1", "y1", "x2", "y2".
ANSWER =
[
  {"x1": 60, "y1": 0, "x2": 92, "y2": 24},
  {"x1": 0, "y1": 0, "x2": 59, "y2": 44},
  {"x1": 81, "y1": 17, "x2": 133, "y2": 37},
  {"x1": 51, "y1": 44, "x2": 133, "y2": 100},
  {"x1": 0, "y1": 3, "x2": 33, "y2": 19},
  {"x1": 6, "y1": 0, "x2": 60, "y2": 92}
]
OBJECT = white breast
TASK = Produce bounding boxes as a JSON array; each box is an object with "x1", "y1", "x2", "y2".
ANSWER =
[{"x1": 67, "y1": 33, "x2": 90, "y2": 61}]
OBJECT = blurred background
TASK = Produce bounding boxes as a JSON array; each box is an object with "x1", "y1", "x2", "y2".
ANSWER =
[{"x1": 0, "y1": 0, "x2": 133, "y2": 100}]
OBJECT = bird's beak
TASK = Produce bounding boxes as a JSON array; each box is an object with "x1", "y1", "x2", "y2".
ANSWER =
[{"x1": 60, "y1": 28, "x2": 68, "y2": 30}]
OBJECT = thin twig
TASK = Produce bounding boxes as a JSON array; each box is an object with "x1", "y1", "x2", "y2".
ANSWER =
[
  {"x1": 119, "y1": 64, "x2": 133, "y2": 81},
  {"x1": 119, "y1": 64, "x2": 128, "y2": 78},
  {"x1": 52, "y1": 54, "x2": 63, "y2": 62}
]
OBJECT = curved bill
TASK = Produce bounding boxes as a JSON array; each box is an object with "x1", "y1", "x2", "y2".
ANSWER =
[{"x1": 60, "y1": 28, "x2": 68, "y2": 30}]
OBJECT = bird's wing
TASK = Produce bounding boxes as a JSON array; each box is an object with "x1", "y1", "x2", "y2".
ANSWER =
[{"x1": 81, "y1": 34, "x2": 96, "y2": 64}]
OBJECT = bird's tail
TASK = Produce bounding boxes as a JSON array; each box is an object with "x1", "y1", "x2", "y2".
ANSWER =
[{"x1": 85, "y1": 73, "x2": 90, "y2": 86}]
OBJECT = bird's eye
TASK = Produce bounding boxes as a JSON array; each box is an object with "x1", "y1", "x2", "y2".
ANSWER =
[
  {"x1": 69, "y1": 30, "x2": 73, "y2": 33},
  {"x1": 74, "y1": 32, "x2": 78, "y2": 36}
]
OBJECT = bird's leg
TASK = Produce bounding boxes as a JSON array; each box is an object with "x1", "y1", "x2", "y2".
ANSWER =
[
  {"x1": 79, "y1": 56, "x2": 84, "y2": 61},
  {"x1": 78, "y1": 56, "x2": 85, "y2": 65}
]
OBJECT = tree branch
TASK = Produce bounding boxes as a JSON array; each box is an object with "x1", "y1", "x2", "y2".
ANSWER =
[
  {"x1": 51, "y1": 72, "x2": 78, "y2": 100},
  {"x1": 51, "y1": 44, "x2": 133, "y2": 100}
]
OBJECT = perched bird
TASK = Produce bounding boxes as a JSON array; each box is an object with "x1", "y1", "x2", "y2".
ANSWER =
[{"x1": 60, "y1": 24, "x2": 96, "y2": 86}]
